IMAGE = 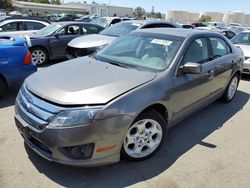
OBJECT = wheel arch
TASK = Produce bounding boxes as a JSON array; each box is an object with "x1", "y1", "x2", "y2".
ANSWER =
[{"x1": 137, "y1": 103, "x2": 168, "y2": 126}]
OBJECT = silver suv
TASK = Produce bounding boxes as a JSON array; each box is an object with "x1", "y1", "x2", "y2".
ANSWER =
[{"x1": 15, "y1": 28, "x2": 243, "y2": 167}]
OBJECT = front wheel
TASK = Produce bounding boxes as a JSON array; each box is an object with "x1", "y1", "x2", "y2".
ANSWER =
[
  {"x1": 221, "y1": 74, "x2": 239, "y2": 103},
  {"x1": 121, "y1": 110, "x2": 166, "y2": 161}
]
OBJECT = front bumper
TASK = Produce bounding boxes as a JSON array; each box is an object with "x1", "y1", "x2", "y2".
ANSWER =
[
  {"x1": 15, "y1": 111, "x2": 133, "y2": 167},
  {"x1": 66, "y1": 46, "x2": 98, "y2": 59}
]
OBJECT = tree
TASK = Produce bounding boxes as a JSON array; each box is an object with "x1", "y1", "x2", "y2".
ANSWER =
[
  {"x1": 154, "y1": 12, "x2": 162, "y2": 19},
  {"x1": 199, "y1": 15, "x2": 212, "y2": 22},
  {"x1": 0, "y1": 0, "x2": 12, "y2": 9},
  {"x1": 50, "y1": 0, "x2": 60, "y2": 4},
  {"x1": 133, "y1": 7, "x2": 146, "y2": 19},
  {"x1": 31, "y1": 0, "x2": 50, "y2": 4}
]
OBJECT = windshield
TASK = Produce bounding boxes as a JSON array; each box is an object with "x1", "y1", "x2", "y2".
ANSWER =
[
  {"x1": 36, "y1": 23, "x2": 62, "y2": 36},
  {"x1": 91, "y1": 18, "x2": 109, "y2": 27},
  {"x1": 100, "y1": 22, "x2": 141, "y2": 37},
  {"x1": 231, "y1": 32, "x2": 250, "y2": 45},
  {"x1": 95, "y1": 33, "x2": 183, "y2": 71}
]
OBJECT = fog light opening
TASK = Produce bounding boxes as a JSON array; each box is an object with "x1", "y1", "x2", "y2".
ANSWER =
[{"x1": 62, "y1": 143, "x2": 94, "y2": 160}]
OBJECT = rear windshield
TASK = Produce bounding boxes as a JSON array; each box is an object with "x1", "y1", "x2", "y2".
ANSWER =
[{"x1": 100, "y1": 22, "x2": 141, "y2": 37}]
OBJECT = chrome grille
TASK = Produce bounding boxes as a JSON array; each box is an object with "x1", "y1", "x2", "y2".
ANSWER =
[{"x1": 16, "y1": 85, "x2": 57, "y2": 130}]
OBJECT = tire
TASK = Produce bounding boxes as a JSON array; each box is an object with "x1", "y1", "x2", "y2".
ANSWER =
[
  {"x1": 30, "y1": 47, "x2": 48, "y2": 65},
  {"x1": 221, "y1": 74, "x2": 239, "y2": 103},
  {"x1": 121, "y1": 109, "x2": 167, "y2": 161},
  {"x1": 0, "y1": 78, "x2": 7, "y2": 98}
]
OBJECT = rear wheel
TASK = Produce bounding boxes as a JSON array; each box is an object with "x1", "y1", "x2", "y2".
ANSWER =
[
  {"x1": 30, "y1": 47, "x2": 48, "y2": 65},
  {"x1": 121, "y1": 110, "x2": 166, "y2": 161},
  {"x1": 0, "y1": 78, "x2": 7, "y2": 98},
  {"x1": 221, "y1": 74, "x2": 239, "y2": 103}
]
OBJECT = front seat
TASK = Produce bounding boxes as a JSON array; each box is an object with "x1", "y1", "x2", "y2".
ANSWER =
[
  {"x1": 183, "y1": 41, "x2": 203, "y2": 63},
  {"x1": 141, "y1": 44, "x2": 166, "y2": 68}
]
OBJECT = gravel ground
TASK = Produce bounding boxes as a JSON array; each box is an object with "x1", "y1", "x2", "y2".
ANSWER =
[{"x1": 0, "y1": 74, "x2": 249, "y2": 188}]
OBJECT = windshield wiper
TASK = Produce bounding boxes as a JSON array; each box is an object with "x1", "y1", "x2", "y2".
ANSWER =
[{"x1": 107, "y1": 61, "x2": 130, "y2": 68}]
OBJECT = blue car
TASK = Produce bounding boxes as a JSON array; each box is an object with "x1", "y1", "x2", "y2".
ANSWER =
[{"x1": 0, "y1": 36, "x2": 37, "y2": 97}]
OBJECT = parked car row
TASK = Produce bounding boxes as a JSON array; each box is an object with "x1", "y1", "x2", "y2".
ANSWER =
[{"x1": 67, "y1": 19, "x2": 186, "y2": 59}]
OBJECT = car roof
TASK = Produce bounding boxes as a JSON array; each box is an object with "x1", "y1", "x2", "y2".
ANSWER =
[
  {"x1": 1, "y1": 16, "x2": 50, "y2": 23},
  {"x1": 241, "y1": 30, "x2": 250, "y2": 33},
  {"x1": 0, "y1": 19, "x2": 50, "y2": 25},
  {"x1": 56, "y1": 21, "x2": 103, "y2": 26},
  {"x1": 133, "y1": 28, "x2": 217, "y2": 38},
  {"x1": 122, "y1": 19, "x2": 183, "y2": 28}
]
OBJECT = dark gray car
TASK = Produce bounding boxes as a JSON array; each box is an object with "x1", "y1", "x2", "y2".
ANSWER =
[
  {"x1": 15, "y1": 28, "x2": 243, "y2": 167},
  {"x1": 27, "y1": 22, "x2": 104, "y2": 65}
]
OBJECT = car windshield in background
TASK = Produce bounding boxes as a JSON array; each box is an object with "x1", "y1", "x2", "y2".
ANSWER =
[
  {"x1": 231, "y1": 32, "x2": 250, "y2": 45},
  {"x1": 91, "y1": 18, "x2": 109, "y2": 27},
  {"x1": 96, "y1": 33, "x2": 183, "y2": 71},
  {"x1": 100, "y1": 22, "x2": 141, "y2": 37},
  {"x1": 36, "y1": 23, "x2": 62, "y2": 36}
]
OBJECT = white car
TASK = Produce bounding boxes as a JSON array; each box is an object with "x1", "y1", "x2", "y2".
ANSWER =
[
  {"x1": 90, "y1": 17, "x2": 131, "y2": 28},
  {"x1": 231, "y1": 30, "x2": 250, "y2": 74},
  {"x1": 0, "y1": 18, "x2": 50, "y2": 36}
]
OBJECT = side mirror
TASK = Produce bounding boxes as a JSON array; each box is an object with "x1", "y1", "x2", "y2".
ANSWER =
[
  {"x1": 54, "y1": 32, "x2": 62, "y2": 38},
  {"x1": 181, "y1": 62, "x2": 202, "y2": 74}
]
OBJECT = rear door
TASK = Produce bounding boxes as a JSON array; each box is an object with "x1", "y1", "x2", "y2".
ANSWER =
[
  {"x1": 24, "y1": 21, "x2": 45, "y2": 31},
  {"x1": 49, "y1": 24, "x2": 82, "y2": 58},
  {"x1": 172, "y1": 37, "x2": 218, "y2": 120},
  {"x1": 208, "y1": 36, "x2": 237, "y2": 92}
]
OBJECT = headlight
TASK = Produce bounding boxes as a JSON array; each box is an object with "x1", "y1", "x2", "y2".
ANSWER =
[{"x1": 49, "y1": 108, "x2": 102, "y2": 128}]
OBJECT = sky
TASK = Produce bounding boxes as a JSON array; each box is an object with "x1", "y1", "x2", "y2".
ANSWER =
[{"x1": 64, "y1": 0, "x2": 250, "y2": 14}]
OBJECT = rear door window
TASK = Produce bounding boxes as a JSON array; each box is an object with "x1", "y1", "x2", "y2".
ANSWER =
[
  {"x1": 209, "y1": 37, "x2": 231, "y2": 58},
  {"x1": 83, "y1": 25, "x2": 100, "y2": 34},
  {"x1": 25, "y1": 22, "x2": 45, "y2": 30},
  {"x1": 156, "y1": 23, "x2": 175, "y2": 28}
]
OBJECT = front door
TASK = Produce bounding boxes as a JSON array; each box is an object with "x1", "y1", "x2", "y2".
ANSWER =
[
  {"x1": 49, "y1": 25, "x2": 82, "y2": 58},
  {"x1": 172, "y1": 37, "x2": 218, "y2": 120}
]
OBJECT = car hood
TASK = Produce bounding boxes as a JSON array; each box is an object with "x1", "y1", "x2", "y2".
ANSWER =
[
  {"x1": 68, "y1": 34, "x2": 116, "y2": 49},
  {"x1": 25, "y1": 56, "x2": 156, "y2": 105},
  {"x1": 235, "y1": 44, "x2": 250, "y2": 57}
]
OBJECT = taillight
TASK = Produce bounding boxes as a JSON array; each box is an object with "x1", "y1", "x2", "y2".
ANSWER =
[{"x1": 23, "y1": 52, "x2": 31, "y2": 65}]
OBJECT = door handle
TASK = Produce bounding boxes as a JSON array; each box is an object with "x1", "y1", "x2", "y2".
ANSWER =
[
  {"x1": 232, "y1": 60, "x2": 237, "y2": 63},
  {"x1": 206, "y1": 70, "x2": 215, "y2": 80}
]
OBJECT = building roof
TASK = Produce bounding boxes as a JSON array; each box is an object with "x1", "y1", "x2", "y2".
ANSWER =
[{"x1": 12, "y1": 1, "x2": 88, "y2": 13}]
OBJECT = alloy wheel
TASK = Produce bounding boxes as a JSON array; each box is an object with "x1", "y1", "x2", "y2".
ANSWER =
[
  {"x1": 123, "y1": 119, "x2": 163, "y2": 159},
  {"x1": 227, "y1": 76, "x2": 238, "y2": 100},
  {"x1": 31, "y1": 50, "x2": 46, "y2": 65}
]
